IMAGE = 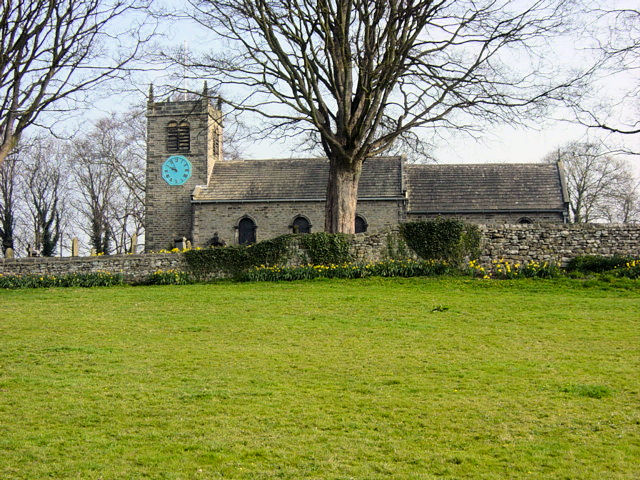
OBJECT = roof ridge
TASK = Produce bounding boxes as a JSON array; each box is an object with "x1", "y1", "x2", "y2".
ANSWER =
[{"x1": 406, "y1": 162, "x2": 552, "y2": 167}]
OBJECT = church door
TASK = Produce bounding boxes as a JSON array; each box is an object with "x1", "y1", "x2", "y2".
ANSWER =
[{"x1": 238, "y1": 218, "x2": 256, "y2": 245}]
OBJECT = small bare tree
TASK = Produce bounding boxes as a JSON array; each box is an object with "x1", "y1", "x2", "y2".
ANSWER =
[
  {"x1": 545, "y1": 142, "x2": 633, "y2": 223},
  {"x1": 22, "y1": 138, "x2": 67, "y2": 256},
  {"x1": 0, "y1": 0, "x2": 153, "y2": 166},
  {"x1": 597, "y1": 175, "x2": 640, "y2": 223},
  {"x1": 183, "y1": 0, "x2": 585, "y2": 232},
  {"x1": 0, "y1": 149, "x2": 20, "y2": 255},
  {"x1": 70, "y1": 113, "x2": 146, "y2": 254}
]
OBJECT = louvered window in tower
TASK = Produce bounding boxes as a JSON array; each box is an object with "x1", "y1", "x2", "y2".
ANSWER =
[
  {"x1": 177, "y1": 121, "x2": 190, "y2": 152},
  {"x1": 166, "y1": 121, "x2": 179, "y2": 152}
]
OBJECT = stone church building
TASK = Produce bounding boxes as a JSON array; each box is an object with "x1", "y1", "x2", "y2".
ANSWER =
[{"x1": 145, "y1": 94, "x2": 569, "y2": 251}]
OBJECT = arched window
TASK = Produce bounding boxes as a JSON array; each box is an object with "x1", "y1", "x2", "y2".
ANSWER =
[
  {"x1": 355, "y1": 215, "x2": 368, "y2": 233},
  {"x1": 166, "y1": 121, "x2": 190, "y2": 153},
  {"x1": 291, "y1": 216, "x2": 311, "y2": 234},
  {"x1": 166, "y1": 121, "x2": 178, "y2": 152},
  {"x1": 238, "y1": 217, "x2": 256, "y2": 245},
  {"x1": 177, "y1": 121, "x2": 190, "y2": 152},
  {"x1": 518, "y1": 217, "x2": 533, "y2": 224}
]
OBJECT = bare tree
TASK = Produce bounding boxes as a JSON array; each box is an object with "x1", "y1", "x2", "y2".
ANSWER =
[
  {"x1": 71, "y1": 139, "x2": 118, "y2": 255},
  {"x1": 0, "y1": 149, "x2": 20, "y2": 255},
  {"x1": 22, "y1": 138, "x2": 67, "y2": 256},
  {"x1": 182, "y1": 0, "x2": 584, "y2": 232},
  {"x1": 70, "y1": 113, "x2": 146, "y2": 254},
  {"x1": 0, "y1": 0, "x2": 153, "y2": 166},
  {"x1": 545, "y1": 142, "x2": 632, "y2": 223},
  {"x1": 598, "y1": 175, "x2": 640, "y2": 223},
  {"x1": 569, "y1": 4, "x2": 639, "y2": 142}
]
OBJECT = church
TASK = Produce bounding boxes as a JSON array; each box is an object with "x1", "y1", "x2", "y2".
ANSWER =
[{"x1": 144, "y1": 92, "x2": 569, "y2": 251}]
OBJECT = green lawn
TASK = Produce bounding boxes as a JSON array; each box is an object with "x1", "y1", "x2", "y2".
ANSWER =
[{"x1": 0, "y1": 277, "x2": 638, "y2": 479}]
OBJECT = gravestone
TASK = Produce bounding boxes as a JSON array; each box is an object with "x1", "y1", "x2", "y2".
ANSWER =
[
  {"x1": 5, "y1": 248, "x2": 14, "y2": 259},
  {"x1": 174, "y1": 237, "x2": 187, "y2": 251},
  {"x1": 71, "y1": 238, "x2": 79, "y2": 257}
]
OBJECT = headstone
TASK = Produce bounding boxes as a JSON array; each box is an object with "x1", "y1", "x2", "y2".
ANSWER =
[
  {"x1": 174, "y1": 237, "x2": 187, "y2": 251},
  {"x1": 5, "y1": 248, "x2": 14, "y2": 259},
  {"x1": 90, "y1": 248, "x2": 97, "y2": 256},
  {"x1": 129, "y1": 234, "x2": 138, "y2": 254},
  {"x1": 71, "y1": 237, "x2": 79, "y2": 257}
]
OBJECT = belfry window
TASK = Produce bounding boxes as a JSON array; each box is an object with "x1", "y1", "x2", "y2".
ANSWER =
[
  {"x1": 166, "y1": 121, "x2": 190, "y2": 153},
  {"x1": 177, "y1": 121, "x2": 190, "y2": 152}
]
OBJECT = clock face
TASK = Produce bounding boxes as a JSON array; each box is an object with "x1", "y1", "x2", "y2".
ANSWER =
[{"x1": 162, "y1": 155, "x2": 192, "y2": 186}]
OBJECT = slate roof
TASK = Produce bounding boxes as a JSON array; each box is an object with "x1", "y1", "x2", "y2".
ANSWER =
[
  {"x1": 405, "y1": 163, "x2": 567, "y2": 213},
  {"x1": 192, "y1": 156, "x2": 404, "y2": 202}
]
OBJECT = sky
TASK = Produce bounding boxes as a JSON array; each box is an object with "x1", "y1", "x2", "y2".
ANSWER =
[{"x1": 92, "y1": 0, "x2": 639, "y2": 176}]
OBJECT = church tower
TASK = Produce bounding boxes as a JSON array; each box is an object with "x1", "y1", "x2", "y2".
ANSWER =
[{"x1": 144, "y1": 85, "x2": 223, "y2": 251}]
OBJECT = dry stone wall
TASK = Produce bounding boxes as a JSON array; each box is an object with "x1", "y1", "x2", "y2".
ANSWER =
[
  {"x1": 478, "y1": 224, "x2": 640, "y2": 265},
  {"x1": 0, "y1": 254, "x2": 186, "y2": 282},
  {"x1": 1, "y1": 224, "x2": 639, "y2": 282}
]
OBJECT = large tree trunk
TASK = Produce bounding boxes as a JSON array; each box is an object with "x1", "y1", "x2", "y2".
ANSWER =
[{"x1": 324, "y1": 158, "x2": 362, "y2": 233}]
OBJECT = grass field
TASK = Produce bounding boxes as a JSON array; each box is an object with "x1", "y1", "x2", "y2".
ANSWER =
[{"x1": 1, "y1": 277, "x2": 639, "y2": 479}]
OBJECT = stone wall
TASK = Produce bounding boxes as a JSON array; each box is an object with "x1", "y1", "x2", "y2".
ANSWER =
[
  {"x1": 477, "y1": 223, "x2": 640, "y2": 265},
  {"x1": 0, "y1": 254, "x2": 186, "y2": 282},
  {"x1": 2, "y1": 224, "x2": 639, "y2": 282}
]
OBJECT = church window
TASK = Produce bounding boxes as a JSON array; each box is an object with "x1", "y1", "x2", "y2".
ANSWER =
[
  {"x1": 166, "y1": 121, "x2": 178, "y2": 151},
  {"x1": 518, "y1": 217, "x2": 533, "y2": 224},
  {"x1": 177, "y1": 121, "x2": 190, "y2": 152},
  {"x1": 355, "y1": 215, "x2": 368, "y2": 233},
  {"x1": 213, "y1": 132, "x2": 220, "y2": 157},
  {"x1": 166, "y1": 121, "x2": 190, "y2": 153},
  {"x1": 238, "y1": 217, "x2": 257, "y2": 245},
  {"x1": 291, "y1": 216, "x2": 311, "y2": 234}
]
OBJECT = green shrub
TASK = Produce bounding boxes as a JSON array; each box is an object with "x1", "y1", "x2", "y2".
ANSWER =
[
  {"x1": 183, "y1": 235, "x2": 294, "y2": 278},
  {"x1": 239, "y1": 259, "x2": 454, "y2": 282},
  {"x1": 0, "y1": 272, "x2": 124, "y2": 289},
  {"x1": 612, "y1": 259, "x2": 640, "y2": 279},
  {"x1": 565, "y1": 255, "x2": 633, "y2": 273},
  {"x1": 385, "y1": 232, "x2": 411, "y2": 260},
  {"x1": 143, "y1": 269, "x2": 193, "y2": 285},
  {"x1": 399, "y1": 219, "x2": 480, "y2": 264},
  {"x1": 299, "y1": 232, "x2": 352, "y2": 265},
  {"x1": 468, "y1": 259, "x2": 561, "y2": 279}
]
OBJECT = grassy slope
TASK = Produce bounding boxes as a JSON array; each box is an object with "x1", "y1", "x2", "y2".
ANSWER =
[{"x1": 0, "y1": 277, "x2": 638, "y2": 479}]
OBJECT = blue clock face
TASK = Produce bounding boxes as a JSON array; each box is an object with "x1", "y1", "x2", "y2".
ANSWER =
[{"x1": 162, "y1": 155, "x2": 192, "y2": 186}]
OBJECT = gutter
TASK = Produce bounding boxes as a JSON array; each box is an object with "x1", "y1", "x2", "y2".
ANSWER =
[
  {"x1": 191, "y1": 196, "x2": 406, "y2": 204},
  {"x1": 407, "y1": 208, "x2": 567, "y2": 215}
]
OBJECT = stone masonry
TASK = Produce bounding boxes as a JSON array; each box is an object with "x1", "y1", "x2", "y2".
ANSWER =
[
  {"x1": 0, "y1": 254, "x2": 186, "y2": 282},
  {"x1": 477, "y1": 223, "x2": 640, "y2": 266},
  {"x1": 192, "y1": 199, "x2": 405, "y2": 246}
]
